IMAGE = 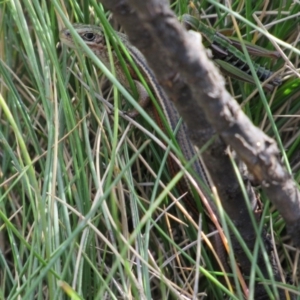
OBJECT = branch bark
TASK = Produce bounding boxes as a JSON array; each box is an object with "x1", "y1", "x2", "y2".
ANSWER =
[
  {"x1": 96, "y1": 0, "x2": 299, "y2": 298},
  {"x1": 99, "y1": 0, "x2": 300, "y2": 246}
]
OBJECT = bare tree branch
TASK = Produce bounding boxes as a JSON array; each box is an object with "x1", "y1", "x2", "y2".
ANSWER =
[
  {"x1": 99, "y1": 0, "x2": 300, "y2": 247},
  {"x1": 93, "y1": 0, "x2": 299, "y2": 298}
]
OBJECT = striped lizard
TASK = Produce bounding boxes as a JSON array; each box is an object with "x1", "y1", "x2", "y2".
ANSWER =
[
  {"x1": 59, "y1": 24, "x2": 230, "y2": 273},
  {"x1": 59, "y1": 24, "x2": 214, "y2": 217},
  {"x1": 182, "y1": 14, "x2": 282, "y2": 91}
]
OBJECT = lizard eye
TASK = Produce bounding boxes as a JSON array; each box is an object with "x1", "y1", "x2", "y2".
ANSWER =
[{"x1": 82, "y1": 32, "x2": 95, "y2": 41}]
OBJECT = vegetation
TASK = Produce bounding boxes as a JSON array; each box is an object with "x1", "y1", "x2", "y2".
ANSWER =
[{"x1": 0, "y1": 0, "x2": 299, "y2": 299}]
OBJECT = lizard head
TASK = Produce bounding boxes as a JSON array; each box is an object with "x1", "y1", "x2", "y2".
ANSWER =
[{"x1": 60, "y1": 24, "x2": 106, "y2": 51}]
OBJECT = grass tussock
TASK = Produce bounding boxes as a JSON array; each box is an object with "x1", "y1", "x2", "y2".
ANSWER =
[{"x1": 0, "y1": 0, "x2": 300, "y2": 299}]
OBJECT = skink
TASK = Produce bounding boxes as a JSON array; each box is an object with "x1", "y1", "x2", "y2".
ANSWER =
[
  {"x1": 59, "y1": 24, "x2": 214, "y2": 218},
  {"x1": 58, "y1": 16, "x2": 290, "y2": 298},
  {"x1": 59, "y1": 26, "x2": 232, "y2": 277},
  {"x1": 59, "y1": 23, "x2": 233, "y2": 282}
]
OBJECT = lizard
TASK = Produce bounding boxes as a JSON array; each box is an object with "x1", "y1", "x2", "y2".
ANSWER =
[
  {"x1": 59, "y1": 24, "x2": 214, "y2": 217},
  {"x1": 59, "y1": 23, "x2": 230, "y2": 275},
  {"x1": 182, "y1": 14, "x2": 282, "y2": 91}
]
